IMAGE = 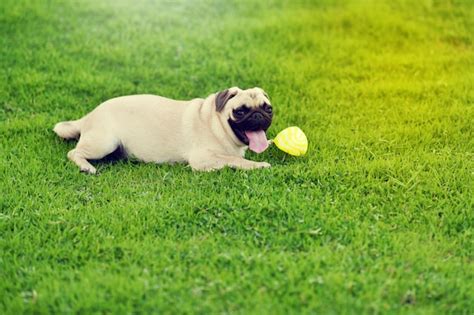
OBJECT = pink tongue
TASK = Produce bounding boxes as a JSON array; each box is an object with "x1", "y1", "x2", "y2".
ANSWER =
[{"x1": 245, "y1": 130, "x2": 269, "y2": 153}]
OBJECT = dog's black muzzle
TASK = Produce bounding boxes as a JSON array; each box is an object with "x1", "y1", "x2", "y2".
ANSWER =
[{"x1": 228, "y1": 107, "x2": 273, "y2": 144}]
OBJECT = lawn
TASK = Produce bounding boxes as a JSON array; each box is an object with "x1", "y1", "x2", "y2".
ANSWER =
[{"x1": 1, "y1": 0, "x2": 473, "y2": 313}]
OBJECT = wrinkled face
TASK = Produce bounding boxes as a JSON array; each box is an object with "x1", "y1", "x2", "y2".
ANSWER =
[{"x1": 215, "y1": 87, "x2": 273, "y2": 153}]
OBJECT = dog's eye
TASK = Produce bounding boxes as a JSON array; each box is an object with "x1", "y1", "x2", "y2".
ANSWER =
[
  {"x1": 234, "y1": 107, "x2": 248, "y2": 118},
  {"x1": 263, "y1": 104, "x2": 273, "y2": 114}
]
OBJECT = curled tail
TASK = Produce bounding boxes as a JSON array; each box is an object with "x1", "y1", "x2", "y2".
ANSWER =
[{"x1": 53, "y1": 119, "x2": 82, "y2": 140}]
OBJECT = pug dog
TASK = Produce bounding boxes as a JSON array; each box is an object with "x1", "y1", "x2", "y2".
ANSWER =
[{"x1": 53, "y1": 87, "x2": 273, "y2": 174}]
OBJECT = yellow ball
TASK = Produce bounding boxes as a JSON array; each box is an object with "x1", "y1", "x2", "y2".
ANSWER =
[{"x1": 273, "y1": 126, "x2": 308, "y2": 156}]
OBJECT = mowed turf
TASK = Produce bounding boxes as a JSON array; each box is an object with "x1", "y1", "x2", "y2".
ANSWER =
[{"x1": 1, "y1": 0, "x2": 473, "y2": 313}]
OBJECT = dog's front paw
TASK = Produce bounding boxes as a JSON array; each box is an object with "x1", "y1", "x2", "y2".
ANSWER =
[{"x1": 255, "y1": 162, "x2": 271, "y2": 169}]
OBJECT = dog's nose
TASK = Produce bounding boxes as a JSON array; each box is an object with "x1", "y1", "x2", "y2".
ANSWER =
[{"x1": 252, "y1": 112, "x2": 264, "y2": 122}]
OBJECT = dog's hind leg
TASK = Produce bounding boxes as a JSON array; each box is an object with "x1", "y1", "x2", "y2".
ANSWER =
[{"x1": 67, "y1": 132, "x2": 120, "y2": 174}]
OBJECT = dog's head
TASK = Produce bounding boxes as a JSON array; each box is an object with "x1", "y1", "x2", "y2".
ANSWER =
[{"x1": 215, "y1": 87, "x2": 273, "y2": 153}]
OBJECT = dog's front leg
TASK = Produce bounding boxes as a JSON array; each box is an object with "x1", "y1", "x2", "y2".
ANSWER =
[
  {"x1": 189, "y1": 153, "x2": 270, "y2": 171},
  {"x1": 217, "y1": 154, "x2": 271, "y2": 170}
]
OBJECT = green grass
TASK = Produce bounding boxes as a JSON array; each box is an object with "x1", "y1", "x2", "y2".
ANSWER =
[{"x1": 1, "y1": 0, "x2": 473, "y2": 313}]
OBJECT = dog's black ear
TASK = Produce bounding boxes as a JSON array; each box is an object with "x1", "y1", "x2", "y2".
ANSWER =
[{"x1": 215, "y1": 89, "x2": 238, "y2": 112}]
